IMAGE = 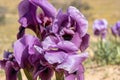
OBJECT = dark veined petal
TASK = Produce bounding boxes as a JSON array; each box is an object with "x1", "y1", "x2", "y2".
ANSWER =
[
  {"x1": 29, "y1": 0, "x2": 57, "y2": 18},
  {"x1": 28, "y1": 54, "x2": 47, "y2": 80},
  {"x1": 29, "y1": 54, "x2": 53, "y2": 80},
  {"x1": 13, "y1": 34, "x2": 40, "y2": 68},
  {"x1": 0, "y1": 60, "x2": 6, "y2": 69},
  {"x1": 80, "y1": 34, "x2": 90, "y2": 52},
  {"x1": 56, "y1": 52, "x2": 88, "y2": 73},
  {"x1": 5, "y1": 61, "x2": 18, "y2": 80},
  {"x1": 67, "y1": 6, "x2": 88, "y2": 37},
  {"x1": 0, "y1": 60, "x2": 20, "y2": 80},
  {"x1": 39, "y1": 68, "x2": 54, "y2": 80}
]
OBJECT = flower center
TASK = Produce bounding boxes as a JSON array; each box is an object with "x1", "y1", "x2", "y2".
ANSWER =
[{"x1": 62, "y1": 34, "x2": 73, "y2": 40}]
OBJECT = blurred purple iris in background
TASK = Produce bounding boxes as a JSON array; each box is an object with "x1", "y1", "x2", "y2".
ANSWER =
[
  {"x1": 111, "y1": 21, "x2": 120, "y2": 37},
  {"x1": 93, "y1": 19, "x2": 108, "y2": 39},
  {"x1": 0, "y1": 0, "x2": 90, "y2": 80}
]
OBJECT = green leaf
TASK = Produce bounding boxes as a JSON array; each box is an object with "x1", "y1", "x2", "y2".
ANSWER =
[
  {"x1": 18, "y1": 70, "x2": 22, "y2": 80},
  {"x1": 55, "y1": 71, "x2": 64, "y2": 80},
  {"x1": 23, "y1": 68, "x2": 33, "y2": 80}
]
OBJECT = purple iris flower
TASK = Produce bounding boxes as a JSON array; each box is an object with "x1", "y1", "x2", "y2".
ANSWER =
[
  {"x1": 14, "y1": 34, "x2": 54, "y2": 80},
  {"x1": 17, "y1": 0, "x2": 57, "y2": 39},
  {"x1": 35, "y1": 35, "x2": 88, "y2": 80},
  {"x1": 52, "y1": 6, "x2": 89, "y2": 52},
  {"x1": 111, "y1": 21, "x2": 120, "y2": 37},
  {"x1": 0, "y1": 51, "x2": 20, "y2": 80},
  {"x1": 93, "y1": 19, "x2": 108, "y2": 39},
  {"x1": 0, "y1": 0, "x2": 89, "y2": 79}
]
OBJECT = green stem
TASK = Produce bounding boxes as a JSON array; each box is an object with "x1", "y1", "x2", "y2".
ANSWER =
[
  {"x1": 55, "y1": 71, "x2": 64, "y2": 80},
  {"x1": 23, "y1": 69, "x2": 33, "y2": 80},
  {"x1": 100, "y1": 38, "x2": 108, "y2": 65},
  {"x1": 117, "y1": 47, "x2": 120, "y2": 55},
  {"x1": 18, "y1": 70, "x2": 22, "y2": 80},
  {"x1": 36, "y1": 25, "x2": 42, "y2": 40}
]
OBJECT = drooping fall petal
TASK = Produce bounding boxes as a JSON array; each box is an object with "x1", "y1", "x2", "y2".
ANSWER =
[
  {"x1": 80, "y1": 34, "x2": 90, "y2": 52},
  {"x1": 56, "y1": 52, "x2": 88, "y2": 73},
  {"x1": 14, "y1": 34, "x2": 40, "y2": 68}
]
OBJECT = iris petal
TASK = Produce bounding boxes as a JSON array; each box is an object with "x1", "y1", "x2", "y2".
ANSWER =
[
  {"x1": 67, "y1": 6, "x2": 88, "y2": 37},
  {"x1": 29, "y1": 0, "x2": 57, "y2": 18},
  {"x1": 14, "y1": 34, "x2": 40, "y2": 67},
  {"x1": 44, "y1": 51, "x2": 68, "y2": 64},
  {"x1": 80, "y1": 34, "x2": 90, "y2": 52},
  {"x1": 57, "y1": 41, "x2": 79, "y2": 53},
  {"x1": 56, "y1": 52, "x2": 88, "y2": 73}
]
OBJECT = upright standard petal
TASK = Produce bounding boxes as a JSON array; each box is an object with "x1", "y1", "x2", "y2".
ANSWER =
[
  {"x1": 18, "y1": 0, "x2": 37, "y2": 33},
  {"x1": 52, "y1": 9, "x2": 68, "y2": 33},
  {"x1": 67, "y1": 6, "x2": 88, "y2": 37},
  {"x1": 29, "y1": 0, "x2": 57, "y2": 18}
]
